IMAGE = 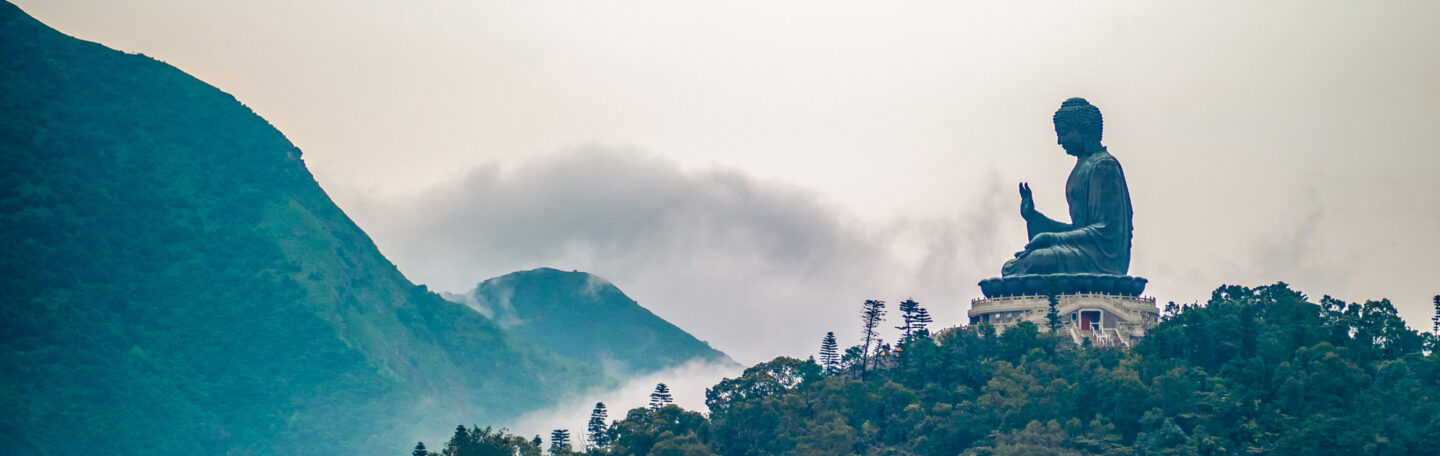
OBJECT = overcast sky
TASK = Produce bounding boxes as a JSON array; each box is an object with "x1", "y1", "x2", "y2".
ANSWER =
[{"x1": 18, "y1": 0, "x2": 1440, "y2": 364}]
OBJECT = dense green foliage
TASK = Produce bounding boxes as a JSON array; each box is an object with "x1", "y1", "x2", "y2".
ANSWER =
[
  {"x1": 455, "y1": 268, "x2": 733, "y2": 375},
  {"x1": 443, "y1": 283, "x2": 1440, "y2": 455},
  {"x1": 421, "y1": 426, "x2": 543, "y2": 456},
  {"x1": 0, "y1": 3, "x2": 608, "y2": 454}
]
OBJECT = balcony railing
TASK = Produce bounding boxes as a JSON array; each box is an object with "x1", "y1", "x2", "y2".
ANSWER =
[{"x1": 972, "y1": 293, "x2": 1156, "y2": 306}]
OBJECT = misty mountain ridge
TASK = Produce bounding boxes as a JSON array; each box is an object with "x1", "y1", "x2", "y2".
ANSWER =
[
  {"x1": 445, "y1": 267, "x2": 736, "y2": 376},
  {"x1": 0, "y1": 2, "x2": 662, "y2": 454}
]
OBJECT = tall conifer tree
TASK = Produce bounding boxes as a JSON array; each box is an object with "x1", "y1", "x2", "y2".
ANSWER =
[
  {"x1": 860, "y1": 299, "x2": 886, "y2": 374},
  {"x1": 912, "y1": 306, "x2": 933, "y2": 337},
  {"x1": 549, "y1": 429, "x2": 570, "y2": 455},
  {"x1": 818, "y1": 332, "x2": 840, "y2": 374},
  {"x1": 1432, "y1": 295, "x2": 1439, "y2": 334},
  {"x1": 897, "y1": 299, "x2": 920, "y2": 340},
  {"x1": 649, "y1": 383, "x2": 673, "y2": 410},
  {"x1": 446, "y1": 425, "x2": 470, "y2": 455},
  {"x1": 896, "y1": 299, "x2": 934, "y2": 341},
  {"x1": 586, "y1": 402, "x2": 609, "y2": 449},
  {"x1": 893, "y1": 299, "x2": 934, "y2": 371}
]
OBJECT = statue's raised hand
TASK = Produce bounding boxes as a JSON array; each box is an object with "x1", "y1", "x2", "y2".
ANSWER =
[{"x1": 1019, "y1": 182, "x2": 1035, "y2": 218}]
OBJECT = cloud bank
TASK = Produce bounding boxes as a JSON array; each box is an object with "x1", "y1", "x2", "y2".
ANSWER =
[
  {"x1": 348, "y1": 146, "x2": 1011, "y2": 363},
  {"x1": 504, "y1": 359, "x2": 745, "y2": 446}
]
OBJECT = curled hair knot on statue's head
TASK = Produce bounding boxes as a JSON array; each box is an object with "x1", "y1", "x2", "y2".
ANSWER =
[{"x1": 1053, "y1": 97, "x2": 1103, "y2": 142}]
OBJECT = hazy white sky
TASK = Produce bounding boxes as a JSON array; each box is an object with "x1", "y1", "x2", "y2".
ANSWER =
[{"x1": 18, "y1": 1, "x2": 1440, "y2": 363}]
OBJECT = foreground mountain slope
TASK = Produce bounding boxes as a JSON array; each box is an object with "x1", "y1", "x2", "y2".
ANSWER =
[
  {"x1": 449, "y1": 268, "x2": 734, "y2": 374},
  {"x1": 0, "y1": 3, "x2": 603, "y2": 454}
]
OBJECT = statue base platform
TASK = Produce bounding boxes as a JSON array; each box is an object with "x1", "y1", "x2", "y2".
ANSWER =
[
  {"x1": 968, "y1": 293, "x2": 1159, "y2": 348},
  {"x1": 978, "y1": 273, "x2": 1147, "y2": 298}
]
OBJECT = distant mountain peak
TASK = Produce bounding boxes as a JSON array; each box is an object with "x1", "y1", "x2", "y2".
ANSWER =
[{"x1": 446, "y1": 268, "x2": 736, "y2": 375}]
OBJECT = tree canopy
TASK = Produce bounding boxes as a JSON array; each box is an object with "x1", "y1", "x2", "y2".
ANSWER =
[{"x1": 427, "y1": 283, "x2": 1440, "y2": 455}]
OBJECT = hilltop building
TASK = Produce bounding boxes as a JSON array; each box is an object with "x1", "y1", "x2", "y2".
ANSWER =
[{"x1": 968, "y1": 279, "x2": 1158, "y2": 348}]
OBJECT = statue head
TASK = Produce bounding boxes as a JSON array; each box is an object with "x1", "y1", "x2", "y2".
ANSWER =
[{"x1": 1053, "y1": 97, "x2": 1103, "y2": 156}]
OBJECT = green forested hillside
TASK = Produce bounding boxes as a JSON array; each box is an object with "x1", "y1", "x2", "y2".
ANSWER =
[
  {"x1": 0, "y1": 2, "x2": 605, "y2": 454},
  {"x1": 452, "y1": 268, "x2": 734, "y2": 375},
  {"x1": 435, "y1": 283, "x2": 1440, "y2": 456}
]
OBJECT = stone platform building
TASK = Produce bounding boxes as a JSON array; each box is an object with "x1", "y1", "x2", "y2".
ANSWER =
[{"x1": 968, "y1": 291, "x2": 1158, "y2": 348}]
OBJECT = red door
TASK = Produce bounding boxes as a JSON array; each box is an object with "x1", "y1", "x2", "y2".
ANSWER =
[{"x1": 1080, "y1": 311, "x2": 1098, "y2": 331}]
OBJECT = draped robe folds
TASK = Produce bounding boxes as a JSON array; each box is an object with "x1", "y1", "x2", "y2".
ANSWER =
[{"x1": 1002, "y1": 149, "x2": 1133, "y2": 276}]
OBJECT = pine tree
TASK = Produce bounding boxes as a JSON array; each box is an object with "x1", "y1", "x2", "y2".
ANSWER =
[
  {"x1": 897, "y1": 298, "x2": 920, "y2": 340},
  {"x1": 896, "y1": 299, "x2": 934, "y2": 342},
  {"x1": 818, "y1": 332, "x2": 840, "y2": 374},
  {"x1": 649, "y1": 383, "x2": 673, "y2": 410},
  {"x1": 859, "y1": 299, "x2": 886, "y2": 375},
  {"x1": 549, "y1": 429, "x2": 570, "y2": 455},
  {"x1": 532, "y1": 435, "x2": 543, "y2": 448},
  {"x1": 412, "y1": 441, "x2": 428, "y2": 456},
  {"x1": 586, "y1": 402, "x2": 609, "y2": 449},
  {"x1": 894, "y1": 299, "x2": 934, "y2": 371},
  {"x1": 446, "y1": 425, "x2": 470, "y2": 455},
  {"x1": 1432, "y1": 295, "x2": 1439, "y2": 334},
  {"x1": 912, "y1": 306, "x2": 933, "y2": 337}
]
